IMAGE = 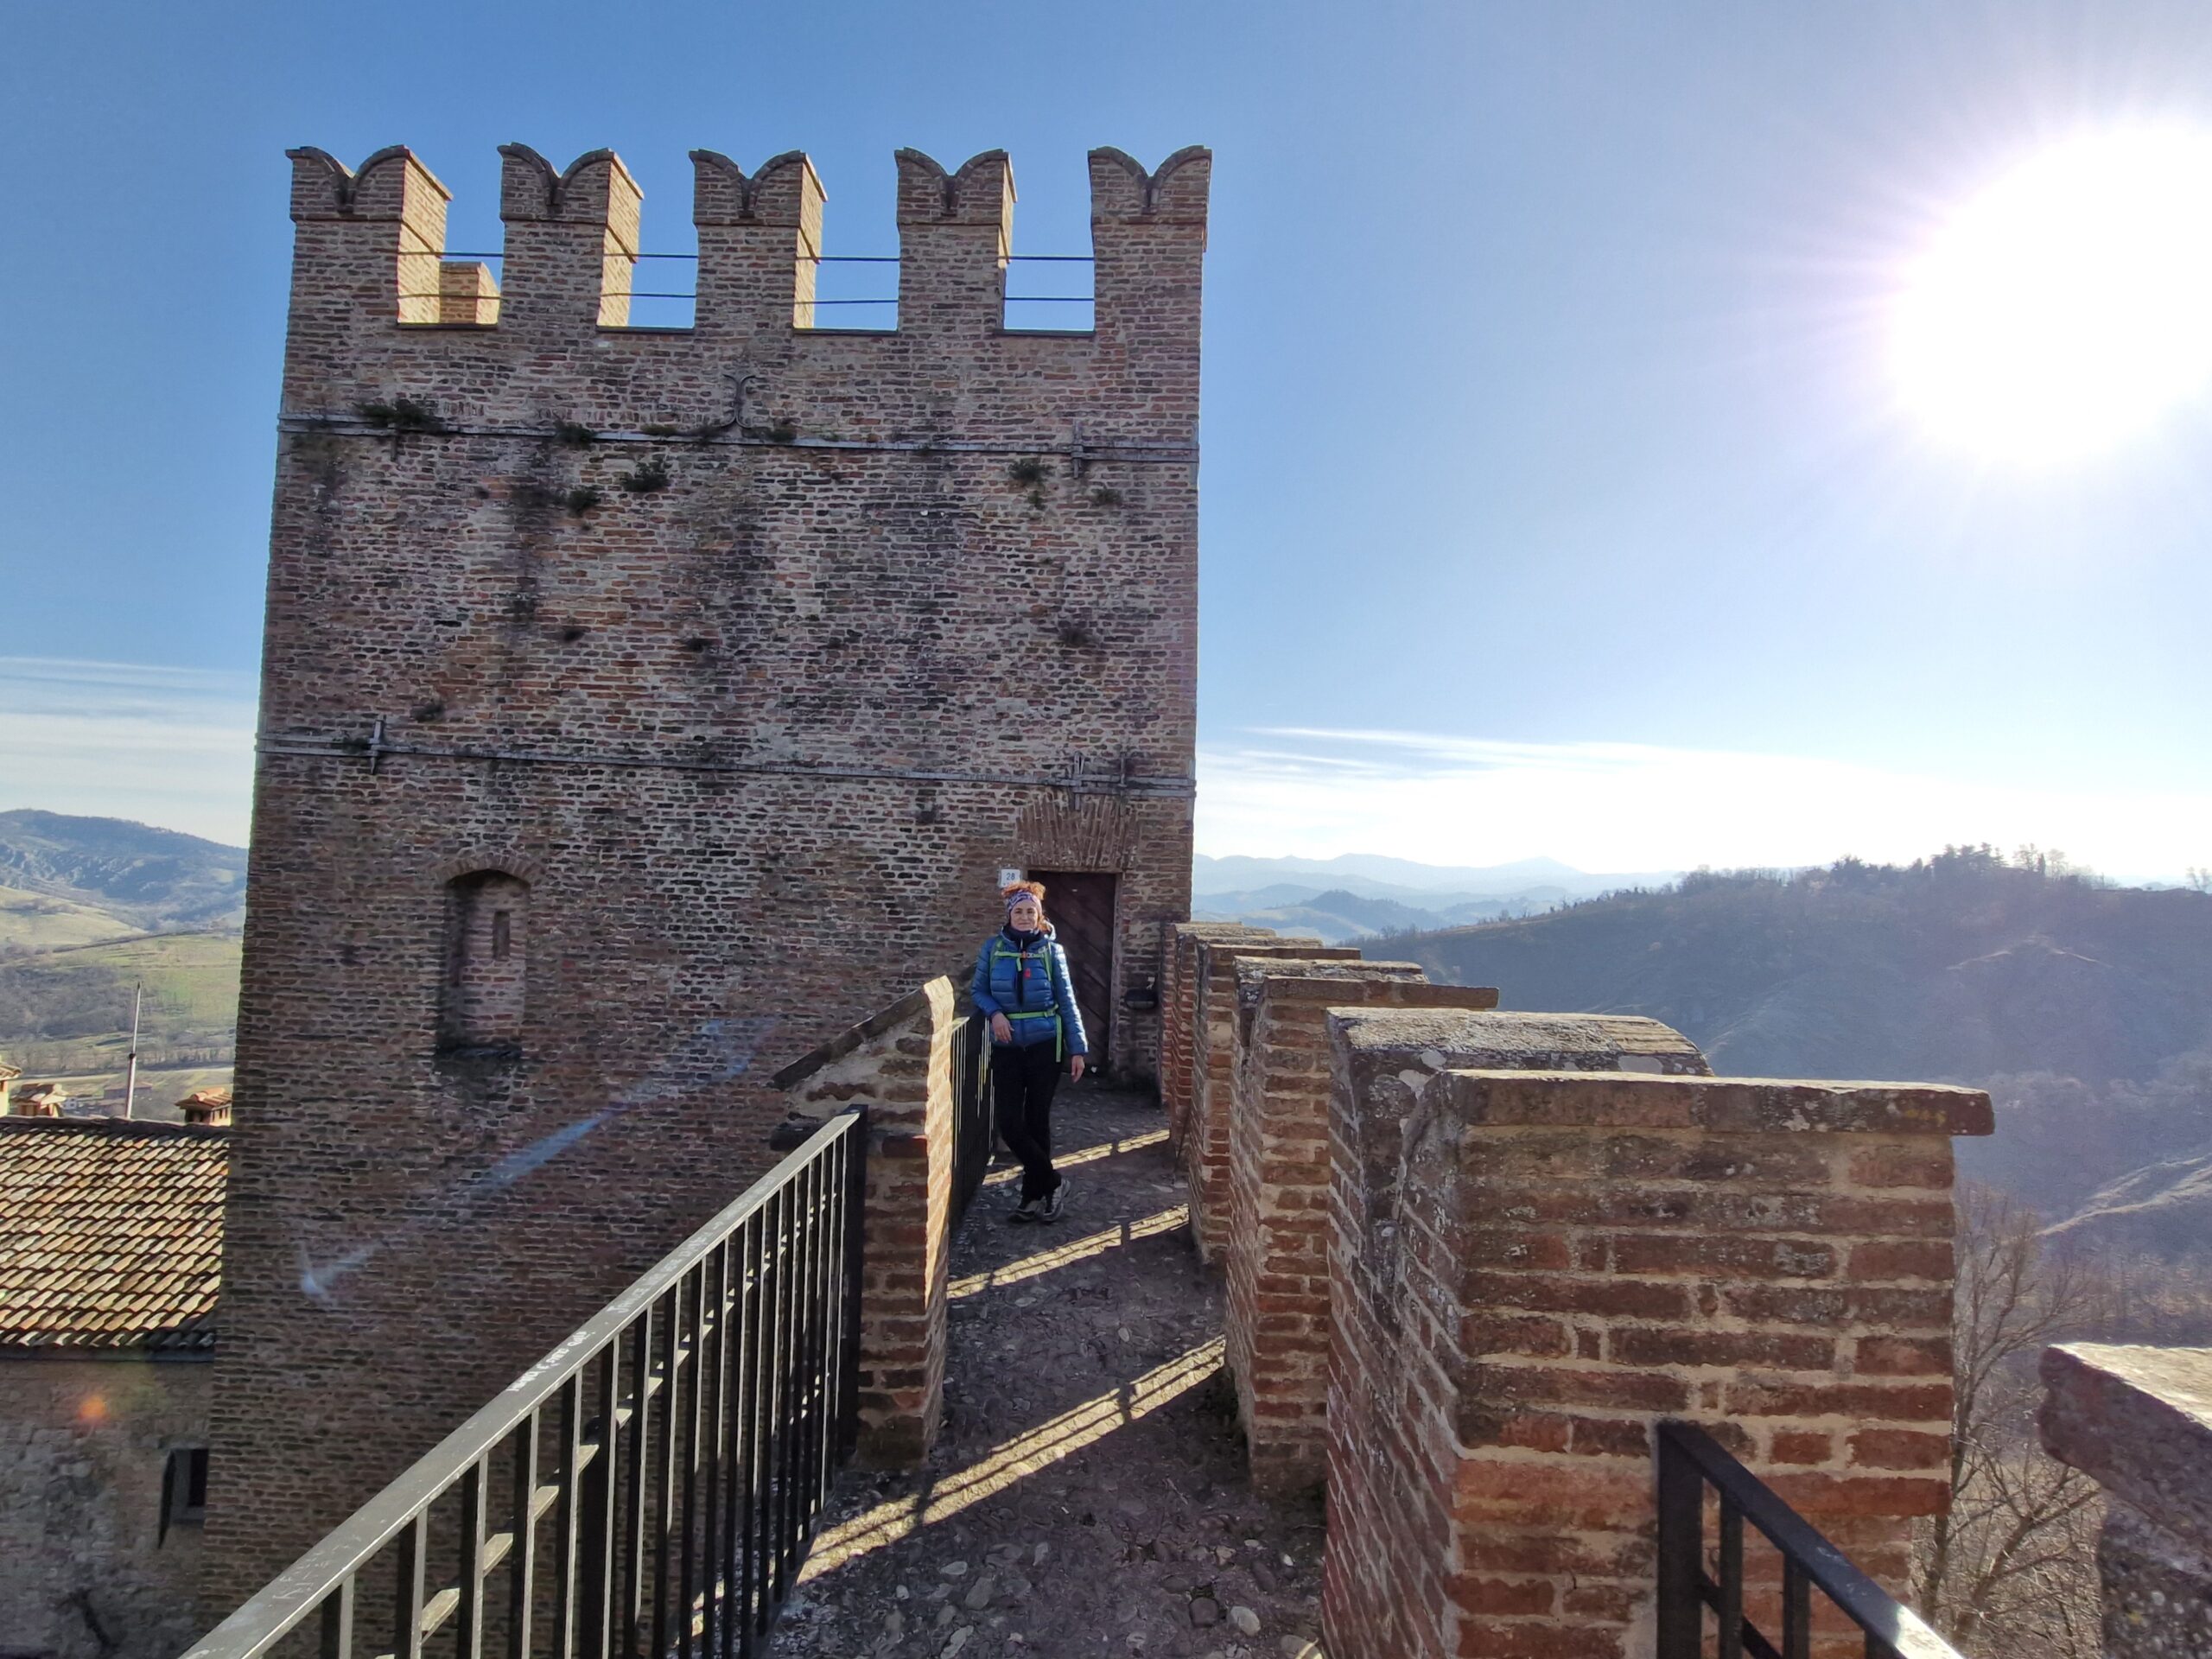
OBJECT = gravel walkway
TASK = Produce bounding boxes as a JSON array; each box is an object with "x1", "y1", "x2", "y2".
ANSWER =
[{"x1": 774, "y1": 1079, "x2": 1326, "y2": 1658}]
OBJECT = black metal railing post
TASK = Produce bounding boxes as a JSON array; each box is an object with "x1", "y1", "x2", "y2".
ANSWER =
[
  {"x1": 1655, "y1": 1422, "x2": 1704, "y2": 1657},
  {"x1": 1652, "y1": 1421, "x2": 1963, "y2": 1659}
]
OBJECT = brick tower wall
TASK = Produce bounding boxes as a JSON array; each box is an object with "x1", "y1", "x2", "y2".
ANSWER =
[{"x1": 209, "y1": 141, "x2": 1206, "y2": 1609}]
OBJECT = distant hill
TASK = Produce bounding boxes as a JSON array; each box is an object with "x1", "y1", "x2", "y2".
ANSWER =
[
  {"x1": 0, "y1": 814, "x2": 245, "y2": 1105},
  {"x1": 1376, "y1": 852, "x2": 2212, "y2": 1085},
  {"x1": 0, "y1": 931, "x2": 239, "y2": 1080},
  {"x1": 1194, "y1": 886, "x2": 1529, "y2": 946},
  {"x1": 2046, "y1": 1151, "x2": 2212, "y2": 1261},
  {"x1": 1192, "y1": 852, "x2": 1676, "y2": 901},
  {"x1": 0, "y1": 885, "x2": 142, "y2": 954},
  {"x1": 0, "y1": 810, "x2": 248, "y2": 931},
  {"x1": 1370, "y1": 849, "x2": 2212, "y2": 1254},
  {"x1": 1190, "y1": 853, "x2": 1672, "y2": 940}
]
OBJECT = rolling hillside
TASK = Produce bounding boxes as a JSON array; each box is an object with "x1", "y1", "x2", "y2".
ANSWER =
[
  {"x1": 1377, "y1": 851, "x2": 2212, "y2": 1085},
  {"x1": 0, "y1": 814, "x2": 246, "y2": 1110},
  {"x1": 1373, "y1": 849, "x2": 2212, "y2": 1254},
  {"x1": 0, "y1": 885, "x2": 142, "y2": 953},
  {"x1": 0, "y1": 809, "x2": 248, "y2": 930}
]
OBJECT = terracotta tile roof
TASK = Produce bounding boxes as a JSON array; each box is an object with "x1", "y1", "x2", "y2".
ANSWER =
[{"x1": 0, "y1": 1116, "x2": 226, "y2": 1351}]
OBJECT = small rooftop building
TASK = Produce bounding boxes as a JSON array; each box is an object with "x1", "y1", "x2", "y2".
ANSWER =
[
  {"x1": 177, "y1": 1087, "x2": 232, "y2": 1128},
  {"x1": 0, "y1": 1116, "x2": 228, "y2": 1659},
  {"x1": 13, "y1": 1080, "x2": 69, "y2": 1117}
]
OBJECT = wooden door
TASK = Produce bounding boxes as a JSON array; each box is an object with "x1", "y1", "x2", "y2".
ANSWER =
[{"x1": 1032, "y1": 870, "x2": 1116, "y2": 1074}]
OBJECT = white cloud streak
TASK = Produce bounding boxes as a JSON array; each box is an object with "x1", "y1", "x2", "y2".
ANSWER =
[
  {"x1": 0, "y1": 658, "x2": 257, "y2": 846},
  {"x1": 1196, "y1": 727, "x2": 2210, "y2": 882}
]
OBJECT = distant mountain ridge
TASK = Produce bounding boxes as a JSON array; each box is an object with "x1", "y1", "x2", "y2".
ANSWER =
[
  {"x1": 1194, "y1": 852, "x2": 1676, "y2": 899},
  {"x1": 0, "y1": 810, "x2": 247, "y2": 931},
  {"x1": 1191, "y1": 852, "x2": 1676, "y2": 943},
  {"x1": 1193, "y1": 887, "x2": 1537, "y2": 947}
]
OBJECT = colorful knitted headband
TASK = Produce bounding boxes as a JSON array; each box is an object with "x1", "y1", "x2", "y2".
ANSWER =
[{"x1": 1005, "y1": 888, "x2": 1042, "y2": 915}]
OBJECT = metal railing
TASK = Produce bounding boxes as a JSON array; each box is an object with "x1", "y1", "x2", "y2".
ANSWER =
[
  {"x1": 948, "y1": 1012, "x2": 994, "y2": 1222},
  {"x1": 186, "y1": 1111, "x2": 867, "y2": 1659},
  {"x1": 1656, "y1": 1421, "x2": 1962, "y2": 1659},
  {"x1": 401, "y1": 251, "x2": 1096, "y2": 327}
]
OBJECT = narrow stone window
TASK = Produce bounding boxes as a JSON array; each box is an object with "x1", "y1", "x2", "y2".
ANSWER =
[
  {"x1": 442, "y1": 871, "x2": 529, "y2": 1054},
  {"x1": 159, "y1": 1446, "x2": 208, "y2": 1543}
]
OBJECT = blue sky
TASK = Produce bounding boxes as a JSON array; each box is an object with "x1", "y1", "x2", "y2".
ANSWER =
[{"x1": 5, "y1": 1, "x2": 2211, "y2": 876}]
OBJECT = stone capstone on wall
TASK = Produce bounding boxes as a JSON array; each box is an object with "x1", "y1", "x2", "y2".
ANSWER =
[{"x1": 2040, "y1": 1341, "x2": 2212, "y2": 1659}]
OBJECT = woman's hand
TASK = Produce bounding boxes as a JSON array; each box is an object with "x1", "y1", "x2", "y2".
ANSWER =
[
  {"x1": 1069, "y1": 1055, "x2": 1087, "y2": 1082},
  {"x1": 989, "y1": 1013, "x2": 1013, "y2": 1045}
]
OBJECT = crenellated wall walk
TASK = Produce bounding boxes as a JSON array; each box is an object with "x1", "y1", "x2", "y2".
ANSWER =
[{"x1": 1160, "y1": 919, "x2": 1992, "y2": 1659}]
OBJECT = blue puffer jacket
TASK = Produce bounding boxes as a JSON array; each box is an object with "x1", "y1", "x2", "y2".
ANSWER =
[{"x1": 971, "y1": 925, "x2": 1089, "y2": 1057}]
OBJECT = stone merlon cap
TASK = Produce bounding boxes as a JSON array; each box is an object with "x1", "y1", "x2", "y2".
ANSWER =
[
  {"x1": 1427, "y1": 1070, "x2": 1994, "y2": 1136},
  {"x1": 1261, "y1": 975, "x2": 1497, "y2": 1010},
  {"x1": 2039, "y1": 1342, "x2": 2212, "y2": 1548},
  {"x1": 1332, "y1": 1007, "x2": 1707, "y2": 1072},
  {"x1": 1233, "y1": 957, "x2": 1427, "y2": 1006}
]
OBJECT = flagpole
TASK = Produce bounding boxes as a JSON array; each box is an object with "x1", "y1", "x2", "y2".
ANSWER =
[{"x1": 124, "y1": 982, "x2": 142, "y2": 1122}]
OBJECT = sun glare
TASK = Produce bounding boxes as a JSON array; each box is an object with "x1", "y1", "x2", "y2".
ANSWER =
[{"x1": 1893, "y1": 130, "x2": 2212, "y2": 465}]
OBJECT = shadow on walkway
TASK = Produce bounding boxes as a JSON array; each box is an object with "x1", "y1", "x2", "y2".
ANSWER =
[{"x1": 774, "y1": 1083, "x2": 1325, "y2": 1658}]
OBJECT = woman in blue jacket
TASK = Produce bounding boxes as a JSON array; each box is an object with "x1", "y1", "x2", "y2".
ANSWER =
[{"x1": 972, "y1": 880, "x2": 1088, "y2": 1223}]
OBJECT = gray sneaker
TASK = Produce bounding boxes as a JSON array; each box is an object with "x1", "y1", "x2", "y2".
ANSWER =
[
  {"x1": 1039, "y1": 1179, "x2": 1070, "y2": 1224},
  {"x1": 1008, "y1": 1197, "x2": 1042, "y2": 1224}
]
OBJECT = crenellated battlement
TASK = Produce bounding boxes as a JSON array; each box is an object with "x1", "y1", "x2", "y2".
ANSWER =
[
  {"x1": 893, "y1": 148, "x2": 1015, "y2": 227},
  {"x1": 689, "y1": 149, "x2": 823, "y2": 229},
  {"x1": 286, "y1": 144, "x2": 449, "y2": 223},
  {"x1": 277, "y1": 141, "x2": 1208, "y2": 389},
  {"x1": 1087, "y1": 144, "x2": 1212, "y2": 224}
]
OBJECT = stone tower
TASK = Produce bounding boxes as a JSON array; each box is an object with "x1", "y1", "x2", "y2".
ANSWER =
[{"x1": 208, "y1": 140, "x2": 1206, "y2": 1602}]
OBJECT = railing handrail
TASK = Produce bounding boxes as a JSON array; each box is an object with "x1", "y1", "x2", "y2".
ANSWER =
[
  {"x1": 1656, "y1": 1421, "x2": 1962, "y2": 1659},
  {"x1": 184, "y1": 1109, "x2": 863, "y2": 1659}
]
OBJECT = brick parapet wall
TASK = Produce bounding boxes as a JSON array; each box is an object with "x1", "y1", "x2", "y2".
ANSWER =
[
  {"x1": 1183, "y1": 938, "x2": 1357, "y2": 1266},
  {"x1": 217, "y1": 137, "x2": 1205, "y2": 1606},
  {"x1": 2039, "y1": 1342, "x2": 2212, "y2": 1659},
  {"x1": 1160, "y1": 923, "x2": 1279, "y2": 1156},
  {"x1": 1224, "y1": 972, "x2": 1499, "y2": 1496},
  {"x1": 1320, "y1": 1049, "x2": 1991, "y2": 1659},
  {"x1": 776, "y1": 979, "x2": 957, "y2": 1467}
]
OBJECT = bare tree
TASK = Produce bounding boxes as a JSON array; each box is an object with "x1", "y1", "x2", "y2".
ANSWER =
[{"x1": 1915, "y1": 1185, "x2": 2110, "y2": 1657}]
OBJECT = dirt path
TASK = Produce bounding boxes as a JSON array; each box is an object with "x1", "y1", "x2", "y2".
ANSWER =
[{"x1": 775, "y1": 1080, "x2": 1326, "y2": 1658}]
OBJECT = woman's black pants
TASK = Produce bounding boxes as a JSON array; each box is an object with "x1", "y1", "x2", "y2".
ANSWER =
[{"x1": 993, "y1": 1040, "x2": 1065, "y2": 1204}]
